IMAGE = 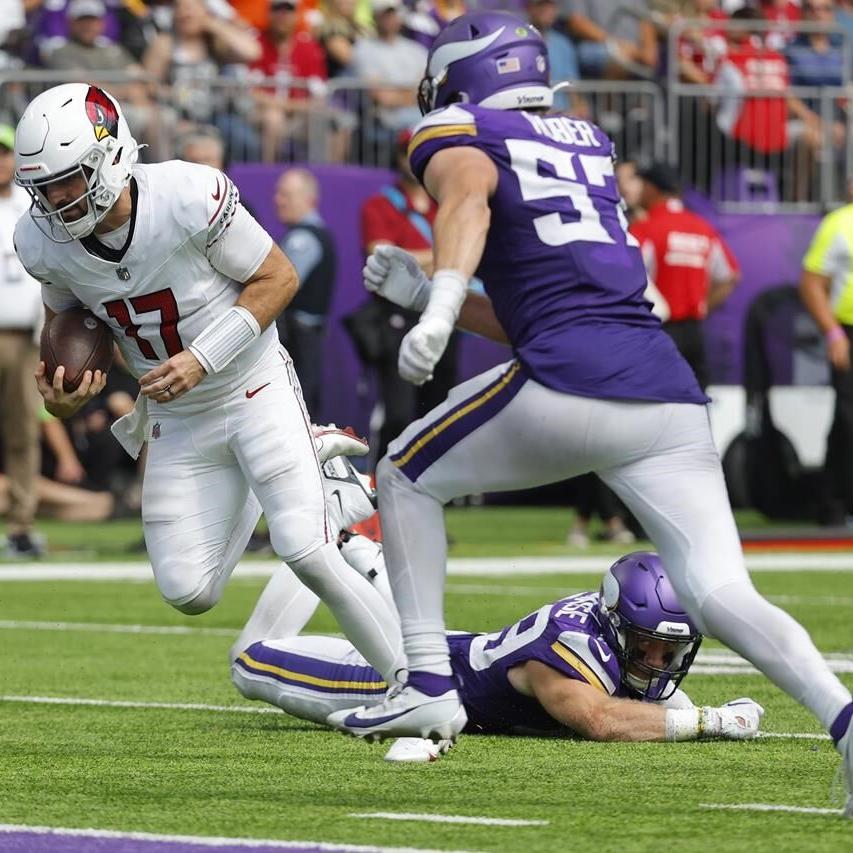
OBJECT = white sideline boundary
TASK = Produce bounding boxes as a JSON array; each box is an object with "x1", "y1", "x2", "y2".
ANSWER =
[
  {"x1": 349, "y1": 814, "x2": 547, "y2": 827},
  {"x1": 3, "y1": 551, "x2": 853, "y2": 581},
  {"x1": 700, "y1": 803, "x2": 843, "y2": 816},
  {"x1": 0, "y1": 824, "x2": 477, "y2": 853},
  {"x1": 0, "y1": 694, "x2": 836, "y2": 743}
]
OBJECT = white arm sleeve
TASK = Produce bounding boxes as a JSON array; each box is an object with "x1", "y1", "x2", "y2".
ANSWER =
[{"x1": 207, "y1": 203, "x2": 273, "y2": 284}]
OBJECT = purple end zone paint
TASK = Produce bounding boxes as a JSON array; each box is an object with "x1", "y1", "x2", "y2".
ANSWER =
[{"x1": 0, "y1": 829, "x2": 374, "y2": 853}]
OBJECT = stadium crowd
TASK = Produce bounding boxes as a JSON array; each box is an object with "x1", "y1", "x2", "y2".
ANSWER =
[
  {"x1": 2, "y1": 1, "x2": 853, "y2": 556},
  {"x1": 0, "y1": 0, "x2": 851, "y2": 171}
]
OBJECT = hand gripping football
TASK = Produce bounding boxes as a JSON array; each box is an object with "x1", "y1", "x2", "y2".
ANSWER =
[{"x1": 41, "y1": 307, "x2": 113, "y2": 393}]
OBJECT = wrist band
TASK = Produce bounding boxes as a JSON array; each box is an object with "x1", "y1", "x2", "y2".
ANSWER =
[
  {"x1": 826, "y1": 325, "x2": 846, "y2": 345},
  {"x1": 189, "y1": 306, "x2": 261, "y2": 374},
  {"x1": 665, "y1": 707, "x2": 700, "y2": 741},
  {"x1": 422, "y1": 269, "x2": 468, "y2": 327}
]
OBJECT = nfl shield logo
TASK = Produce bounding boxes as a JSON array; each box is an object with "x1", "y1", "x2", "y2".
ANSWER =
[
  {"x1": 116, "y1": 267, "x2": 130, "y2": 281},
  {"x1": 152, "y1": 422, "x2": 161, "y2": 440}
]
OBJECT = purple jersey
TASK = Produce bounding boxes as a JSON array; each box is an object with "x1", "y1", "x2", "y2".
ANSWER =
[
  {"x1": 449, "y1": 592, "x2": 623, "y2": 735},
  {"x1": 408, "y1": 104, "x2": 707, "y2": 405}
]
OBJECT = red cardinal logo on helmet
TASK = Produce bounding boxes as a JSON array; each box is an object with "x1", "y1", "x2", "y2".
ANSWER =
[{"x1": 85, "y1": 86, "x2": 119, "y2": 142}]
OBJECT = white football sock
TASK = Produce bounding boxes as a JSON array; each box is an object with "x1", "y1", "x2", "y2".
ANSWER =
[
  {"x1": 289, "y1": 542, "x2": 405, "y2": 683},
  {"x1": 377, "y1": 457, "x2": 452, "y2": 677},
  {"x1": 701, "y1": 582, "x2": 852, "y2": 730},
  {"x1": 230, "y1": 562, "x2": 319, "y2": 662},
  {"x1": 339, "y1": 534, "x2": 399, "y2": 621}
]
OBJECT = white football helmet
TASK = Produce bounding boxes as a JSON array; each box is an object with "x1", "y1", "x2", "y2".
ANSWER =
[{"x1": 14, "y1": 83, "x2": 141, "y2": 243}]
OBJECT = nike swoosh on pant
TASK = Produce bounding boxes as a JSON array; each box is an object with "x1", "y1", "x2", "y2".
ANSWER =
[{"x1": 245, "y1": 382, "x2": 271, "y2": 399}]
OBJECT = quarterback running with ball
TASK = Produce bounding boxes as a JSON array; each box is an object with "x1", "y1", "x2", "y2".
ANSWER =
[{"x1": 13, "y1": 84, "x2": 404, "y2": 688}]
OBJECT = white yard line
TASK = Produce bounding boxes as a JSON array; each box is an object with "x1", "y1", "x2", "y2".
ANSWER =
[
  {"x1": 0, "y1": 620, "x2": 236, "y2": 637},
  {"x1": 3, "y1": 552, "x2": 853, "y2": 582},
  {"x1": 349, "y1": 814, "x2": 547, "y2": 828},
  {"x1": 699, "y1": 803, "x2": 843, "y2": 816},
  {"x1": 0, "y1": 824, "x2": 476, "y2": 853},
  {"x1": 0, "y1": 695, "x2": 279, "y2": 715},
  {"x1": 0, "y1": 694, "x2": 835, "y2": 743}
]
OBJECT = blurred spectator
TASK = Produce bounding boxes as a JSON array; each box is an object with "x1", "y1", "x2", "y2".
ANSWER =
[
  {"x1": 561, "y1": 0, "x2": 658, "y2": 79},
  {"x1": 43, "y1": 0, "x2": 135, "y2": 70},
  {"x1": 318, "y1": 0, "x2": 372, "y2": 78},
  {"x1": 404, "y1": 0, "x2": 467, "y2": 49},
  {"x1": 799, "y1": 177, "x2": 853, "y2": 525},
  {"x1": 31, "y1": 0, "x2": 123, "y2": 62},
  {"x1": 631, "y1": 162, "x2": 741, "y2": 389},
  {"x1": 251, "y1": 0, "x2": 329, "y2": 162},
  {"x1": 143, "y1": 0, "x2": 262, "y2": 162},
  {"x1": 357, "y1": 130, "x2": 457, "y2": 461},
  {"x1": 761, "y1": 0, "x2": 802, "y2": 51},
  {"x1": 352, "y1": 0, "x2": 427, "y2": 136},
  {"x1": 0, "y1": 123, "x2": 45, "y2": 558},
  {"x1": 616, "y1": 158, "x2": 645, "y2": 222},
  {"x1": 673, "y1": 0, "x2": 729, "y2": 84},
  {"x1": 786, "y1": 0, "x2": 845, "y2": 88},
  {"x1": 526, "y1": 0, "x2": 581, "y2": 112},
  {"x1": 714, "y1": 8, "x2": 791, "y2": 170},
  {"x1": 175, "y1": 124, "x2": 226, "y2": 169},
  {"x1": 274, "y1": 168, "x2": 337, "y2": 417},
  {"x1": 567, "y1": 475, "x2": 636, "y2": 548},
  {"x1": 116, "y1": 0, "x2": 177, "y2": 63}
]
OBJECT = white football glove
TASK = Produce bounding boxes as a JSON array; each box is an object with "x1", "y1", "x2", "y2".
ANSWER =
[
  {"x1": 398, "y1": 315, "x2": 453, "y2": 385},
  {"x1": 705, "y1": 697, "x2": 765, "y2": 740},
  {"x1": 363, "y1": 245, "x2": 431, "y2": 312}
]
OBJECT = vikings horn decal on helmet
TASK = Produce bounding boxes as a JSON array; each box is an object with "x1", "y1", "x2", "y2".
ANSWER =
[
  {"x1": 14, "y1": 83, "x2": 140, "y2": 243},
  {"x1": 417, "y1": 11, "x2": 553, "y2": 115},
  {"x1": 85, "y1": 86, "x2": 119, "y2": 142},
  {"x1": 598, "y1": 552, "x2": 703, "y2": 701}
]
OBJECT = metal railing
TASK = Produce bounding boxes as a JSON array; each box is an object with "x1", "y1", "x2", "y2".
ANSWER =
[
  {"x1": 1, "y1": 61, "x2": 847, "y2": 212},
  {"x1": 0, "y1": 70, "x2": 664, "y2": 170},
  {"x1": 665, "y1": 18, "x2": 853, "y2": 212}
]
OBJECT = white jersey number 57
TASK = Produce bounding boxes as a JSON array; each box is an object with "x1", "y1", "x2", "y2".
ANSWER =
[{"x1": 506, "y1": 140, "x2": 619, "y2": 248}]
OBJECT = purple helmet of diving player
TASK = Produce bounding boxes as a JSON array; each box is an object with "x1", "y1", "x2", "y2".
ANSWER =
[
  {"x1": 598, "y1": 552, "x2": 703, "y2": 701},
  {"x1": 417, "y1": 11, "x2": 553, "y2": 115}
]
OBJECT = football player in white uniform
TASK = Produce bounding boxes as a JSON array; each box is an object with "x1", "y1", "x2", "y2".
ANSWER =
[{"x1": 13, "y1": 84, "x2": 405, "y2": 687}]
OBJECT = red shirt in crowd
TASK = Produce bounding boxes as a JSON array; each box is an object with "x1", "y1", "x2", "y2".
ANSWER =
[
  {"x1": 252, "y1": 31, "x2": 327, "y2": 97},
  {"x1": 715, "y1": 40, "x2": 790, "y2": 153},
  {"x1": 630, "y1": 199, "x2": 740, "y2": 322},
  {"x1": 361, "y1": 184, "x2": 437, "y2": 252},
  {"x1": 678, "y1": 9, "x2": 729, "y2": 77}
]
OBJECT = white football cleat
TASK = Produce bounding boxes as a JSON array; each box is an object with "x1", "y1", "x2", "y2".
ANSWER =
[
  {"x1": 384, "y1": 737, "x2": 454, "y2": 763},
  {"x1": 313, "y1": 424, "x2": 369, "y2": 463},
  {"x1": 327, "y1": 671, "x2": 467, "y2": 742}
]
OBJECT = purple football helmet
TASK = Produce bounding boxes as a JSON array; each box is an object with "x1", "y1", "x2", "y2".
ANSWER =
[
  {"x1": 417, "y1": 12, "x2": 553, "y2": 115},
  {"x1": 598, "y1": 552, "x2": 703, "y2": 701}
]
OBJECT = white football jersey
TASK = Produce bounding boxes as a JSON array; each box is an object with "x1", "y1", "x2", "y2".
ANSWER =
[{"x1": 14, "y1": 160, "x2": 276, "y2": 410}]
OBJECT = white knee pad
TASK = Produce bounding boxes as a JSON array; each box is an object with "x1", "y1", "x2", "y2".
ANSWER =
[{"x1": 161, "y1": 567, "x2": 223, "y2": 615}]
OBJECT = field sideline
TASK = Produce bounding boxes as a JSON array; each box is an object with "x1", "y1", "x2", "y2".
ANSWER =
[{"x1": 1, "y1": 510, "x2": 851, "y2": 852}]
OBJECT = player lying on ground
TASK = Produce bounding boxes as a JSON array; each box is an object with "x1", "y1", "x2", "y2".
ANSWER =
[
  {"x1": 234, "y1": 543, "x2": 764, "y2": 758},
  {"x1": 325, "y1": 12, "x2": 852, "y2": 813}
]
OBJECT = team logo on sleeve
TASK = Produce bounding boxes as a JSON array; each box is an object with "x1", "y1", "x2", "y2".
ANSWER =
[{"x1": 85, "y1": 86, "x2": 119, "y2": 142}]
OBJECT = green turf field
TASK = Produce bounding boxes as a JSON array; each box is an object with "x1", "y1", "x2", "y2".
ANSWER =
[{"x1": 1, "y1": 511, "x2": 851, "y2": 852}]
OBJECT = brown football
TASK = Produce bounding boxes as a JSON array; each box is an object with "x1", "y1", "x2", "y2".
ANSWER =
[{"x1": 41, "y1": 307, "x2": 114, "y2": 393}]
